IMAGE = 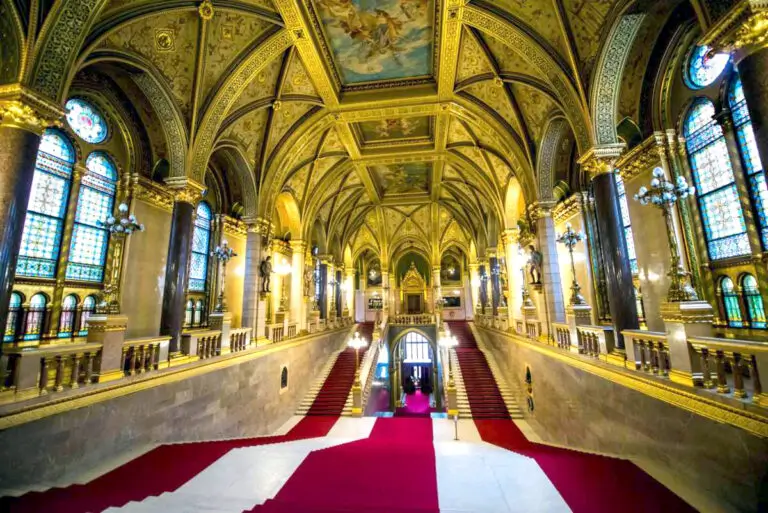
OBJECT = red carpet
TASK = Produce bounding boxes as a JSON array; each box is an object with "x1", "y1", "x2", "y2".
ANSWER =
[
  {"x1": 395, "y1": 390, "x2": 434, "y2": 417},
  {"x1": 251, "y1": 418, "x2": 439, "y2": 513},
  {"x1": 307, "y1": 323, "x2": 373, "y2": 416},
  {"x1": 0, "y1": 416, "x2": 339, "y2": 513},
  {"x1": 447, "y1": 322, "x2": 509, "y2": 419},
  {"x1": 475, "y1": 419, "x2": 695, "y2": 513}
]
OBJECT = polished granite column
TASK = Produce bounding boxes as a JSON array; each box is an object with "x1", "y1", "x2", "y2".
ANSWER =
[
  {"x1": 335, "y1": 269, "x2": 343, "y2": 317},
  {"x1": 478, "y1": 261, "x2": 488, "y2": 315},
  {"x1": 241, "y1": 217, "x2": 270, "y2": 331},
  {"x1": 737, "y1": 46, "x2": 768, "y2": 171},
  {"x1": 489, "y1": 250, "x2": 500, "y2": 316},
  {"x1": 592, "y1": 171, "x2": 639, "y2": 348},
  {"x1": 318, "y1": 260, "x2": 328, "y2": 320},
  {"x1": 160, "y1": 179, "x2": 203, "y2": 353},
  {"x1": 0, "y1": 105, "x2": 51, "y2": 341}
]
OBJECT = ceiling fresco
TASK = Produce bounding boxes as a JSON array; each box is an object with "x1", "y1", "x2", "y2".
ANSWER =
[
  {"x1": 371, "y1": 162, "x2": 431, "y2": 195},
  {"x1": 310, "y1": 0, "x2": 435, "y2": 85},
  {"x1": 355, "y1": 116, "x2": 432, "y2": 144}
]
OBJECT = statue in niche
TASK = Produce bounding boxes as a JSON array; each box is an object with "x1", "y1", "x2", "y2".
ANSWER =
[
  {"x1": 528, "y1": 245, "x2": 543, "y2": 285},
  {"x1": 260, "y1": 256, "x2": 272, "y2": 293},
  {"x1": 303, "y1": 263, "x2": 314, "y2": 297}
]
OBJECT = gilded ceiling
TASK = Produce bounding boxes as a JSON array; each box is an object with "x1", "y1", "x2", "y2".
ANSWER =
[{"x1": 1, "y1": 0, "x2": 705, "y2": 265}]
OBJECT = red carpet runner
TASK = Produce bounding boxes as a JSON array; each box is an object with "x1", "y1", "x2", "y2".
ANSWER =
[
  {"x1": 395, "y1": 390, "x2": 433, "y2": 417},
  {"x1": 450, "y1": 322, "x2": 694, "y2": 513},
  {"x1": 448, "y1": 321, "x2": 509, "y2": 419},
  {"x1": 251, "y1": 418, "x2": 439, "y2": 513},
  {"x1": 306, "y1": 323, "x2": 373, "y2": 416},
  {"x1": 0, "y1": 416, "x2": 339, "y2": 513}
]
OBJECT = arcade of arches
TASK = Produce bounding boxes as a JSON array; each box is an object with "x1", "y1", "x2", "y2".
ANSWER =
[{"x1": 0, "y1": 0, "x2": 767, "y2": 512}]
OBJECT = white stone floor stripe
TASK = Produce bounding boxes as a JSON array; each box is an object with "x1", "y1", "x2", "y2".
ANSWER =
[
  {"x1": 432, "y1": 418, "x2": 482, "y2": 442},
  {"x1": 271, "y1": 415, "x2": 304, "y2": 436}
]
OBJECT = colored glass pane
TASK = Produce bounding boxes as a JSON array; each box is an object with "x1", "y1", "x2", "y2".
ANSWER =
[
  {"x1": 59, "y1": 294, "x2": 78, "y2": 336},
  {"x1": 729, "y1": 75, "x2": 768, "y2": 249},
  {"x1": 614, "y1": 174, "x2": 638, "y2": 273},
  {"x1": 80, "y1": 295, "x2": 97, "y2": 335},
  {"x1": 4, "y1": 292, "x2": 22, "y2": 341},
  {"x1": 25, "y1": 293, "x2": 47, "y2": 340},
  {"x1": 66, "y1": 152, "x2": 117, "y2": 282},
  {"x1": 742, "y1": 275, "x2": 766, "y2": 329},
  {"x1": 720, "y1": 277, "x2": 743, "y2": 328},
  {"x1": 189, "y1": 202, "x2": 212, "y2": 292},
  {"x1": 16, "y1": 131, "x2": 74, "y2": 278},
  {"x1": 684, "y1": 99, "x2": 750, "y2": 261},
  {"x1": 65, "y1": 98, "x2": 108, "y2": 144},
  {"x1": 686, "y1": 45, "x2": 729, "y2": 89}
]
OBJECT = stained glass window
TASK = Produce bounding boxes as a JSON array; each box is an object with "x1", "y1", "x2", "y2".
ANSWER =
[
  {"x1": 16, "y1": 130, "x2": 74, "y2": 278},
  {"x1": 742, "y1": 274, "x2": 766, "y2": 329},
  {"x1": 404, "y1": 332, "x2": 431, "y2": 363},
  {"x1": 194, "y1": 299, "x2": 204, "y2": 326},
  {"x1": 59, "y1": 294, "x2": 78, "y2": 337},
  {"x1": 684, "y1": 99, "x2": 750, "y2": 260},
  {"x1": 184, "y1": 300, "x2": 194, "y2": 327},
  {"x1": 686, "y1": 45, "x2": 729, "y2": 89},
  {"x1": 729, "y1": 74, "x2": 768, "y2": 249},
  {"x1": 189, "y1": 202, "x2": 212, "y2": 292},
  {"x1": 66, "y1": 152, "x2": 117, "y2": 282},
  {"x1": 615, "y1": 174, "x2": 638, "y2": 274},
  {"x1": 80, "y1": 295, "x2": 96, "y2": 335},
  {"x1": 719, "y1": 277, "x2": 743, "y2": 328},
  {"x1": 4, "y1": 292, "x2": 22, "y2": 342},
  {"x1": 65, "y1": 98, "x2": 108, "y2": 144},
  {"x1": 25, "y1": 293, "x2": 47, "y2": 340}
]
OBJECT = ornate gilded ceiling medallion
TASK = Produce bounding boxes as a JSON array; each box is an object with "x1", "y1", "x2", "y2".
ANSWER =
[
  {"x1": 308, "y1": 0, "x2": 436, "y2": 89},
  {"x1": 155, "y1": 29, "x2": 175, "y2": 52},
  {"x1": 371, "y1": 161, "x2": 432, "y2": 196}
]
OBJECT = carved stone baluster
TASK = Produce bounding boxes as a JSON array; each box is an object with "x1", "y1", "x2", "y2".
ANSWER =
[
  {"x1": 700, "y1": 349, "x2": 713, "y2": 388},
  {"x1": 70, "y1": 354, "x2": 82, "y2": 389},
  {"x1": 85, "y1": 353, "x2": 94, "y2": 384},
  {"x1": 732, "y1": 353, "x2": 747, "y2": 399},
  {"x1": 129, "y1": 347, "x2": 138, "y2": 375},
  {"x1": 39, "y1": 358, "x2": 49, "y2": 394},
  {"x1": 651, "y1": 343, "x2": 660, "y2": 375},
  {"x1": 747, "y1": 354, "x2": 761, "y2": 400},
  {"x1": 715, "y1": 351, "x2": 730, "y2": 393},
  {"x1": 54, "y1": 355, "x2": 65, "y2": 392},
  {"x1": 143, "y1": 344, "x2": 152, "y2": 372},
  {"x1": 153, "y1": 344, "x2": 161, "y2": 369},
  {"x1": 660, "y1": 343, "x2": 670, "y2": 377}
]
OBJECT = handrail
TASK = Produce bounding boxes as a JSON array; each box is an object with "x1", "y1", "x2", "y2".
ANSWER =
[
  {"x1": 688, "y1": 336, "x2": 768, "y2": 353},
  {"x1": 360, "y1": 320, "x2": 388, "y2": 409},
  {"x1": 123, "y1": 335, "x2": 171, "y2": 348}
]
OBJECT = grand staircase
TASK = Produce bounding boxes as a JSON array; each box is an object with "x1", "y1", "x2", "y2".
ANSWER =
[
  {"x1": 448, "y1": 321, "x2": 521, "y2": 419},
  {"x1": 303, "y1": 323, "x2": 373, "y2": 417}
]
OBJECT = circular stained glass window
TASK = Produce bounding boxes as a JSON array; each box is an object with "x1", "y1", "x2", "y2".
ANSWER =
[
  {"x1": 65, "y1": 98, "x2": 108, "y2": 144},
  {"x1": 686, "y1": 45, "x2": 729, "y2": 89}
]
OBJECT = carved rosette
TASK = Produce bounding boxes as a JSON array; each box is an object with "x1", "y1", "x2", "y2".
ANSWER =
[{"x1": 198, "y1": 0, "x2": 215, "y2": 21}]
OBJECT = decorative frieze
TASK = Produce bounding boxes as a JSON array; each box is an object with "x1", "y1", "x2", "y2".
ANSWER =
[
  {"x1": 699, "y1": 0, "x2": 768, "y2": 63},
  {"x1": 0, "y1": 85, "x2": 65, "y2": 134},
  {"x1": 133, "y1": 176, "x2": 174, "y2": 213},
  {"x1": 553, "y1": 193, "x2": 583, "y2": 225}
]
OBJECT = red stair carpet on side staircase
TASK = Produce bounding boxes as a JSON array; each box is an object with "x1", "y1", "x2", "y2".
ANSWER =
[
  {"x1": 250, "y1": 417, "x2": 439, "y2": 513},
  {"x1": 306, "y1": 322, "x2": 373, "y2": 416},
  {"x1": 448, "y1": 321, "x2": 695, "y2": 513},
  {"x1": 0, "y1": 416, "x2": 338, "y2": 513}
]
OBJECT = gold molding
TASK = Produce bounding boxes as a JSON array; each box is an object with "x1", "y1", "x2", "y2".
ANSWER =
[
  {"x1": 222, "y1": 216, "x2": 247, "y2": 238},
  {"x1": 578, "y1": 144, "x2": 626, "y2": 180},
  {"x1": 0, "y1": 84, "x2": 65, "y2": 134},
  {"x1": 699, "y1": 0, "x2": 768, "y2": 63},
  {"x1": 553, "y1": 193, "x2": 583, "y2": 225},
  {"x1": 477, "y1": 326, "x2": 768, "y2": 438},
  {"x1": 133, "y1": 176, "x2": 174, "y2": 213},
  {"x1": 615, "y1": 133, "x2": 666, "y2": 182},
  {"x1": 164, "y1": 177, "x2": 206, "y2": 205}
]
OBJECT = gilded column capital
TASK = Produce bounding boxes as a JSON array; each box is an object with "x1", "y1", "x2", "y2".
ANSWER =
[
  {"x1": 578, "y1": 144, "x2": 625, "y2": 180},
  {"x1": 553, "y1": 193, "x2": 583, "y2": 224},
  {"x1": 165, "y1": 177, "x2": 206, "y2": 205},
  {"x1": 501, "y1": 228, "x2": 520, "y2": 247},
  {"x1": 243, "y1": 216, "x2": 273, "y2": 238},
  {"x1": 222, "y1": 215, "x2": 247, "y2": 238},
  {"x1": 528, "y1": 201, "x2": 557, "y2": 221},
  {"x1": 614, "y1": 133, "x2": 666, "y2": 181},
  {"x1": 133, "y1": 176, "x2": 174, "y2": 213},
  {"x1": 289, "y1": 239, "x2": 308, "y2": 254},
  {"x1": 699, "y1": 0, "x2": 768, "y2": 63},
  {"x1": 0, "y1": 86, "x2": 64, "y2": 135},
  {"x1": 318, "y1": 253, "x2": 334, "y2": 266},
  {"x1": 271, "y1": 238, "x2": 291, "y2": 257}
]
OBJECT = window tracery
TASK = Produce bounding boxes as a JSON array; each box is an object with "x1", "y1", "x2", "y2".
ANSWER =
[
  {"x1": 685, "y1": 45, "x2": 729, "y2": 89},
  {"x1": 65, "y1": 98, "x2": 108, "y2": 144}
]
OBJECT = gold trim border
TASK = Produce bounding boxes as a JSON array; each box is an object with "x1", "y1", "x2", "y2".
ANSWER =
[
  {"x1": 0, "y1": 325, "x2": 355, "y2": 431},
  {"x1": 476, "y1": 326, "x2": 768, "y2": 438}
]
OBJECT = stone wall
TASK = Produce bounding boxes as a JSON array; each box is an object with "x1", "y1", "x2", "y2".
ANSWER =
[
  {"x1": 0, "y1": 328, "x2": 351, "y2": 492},
  {"x1": 477, "y1": 327, "x2": 768, "y2": 513}
]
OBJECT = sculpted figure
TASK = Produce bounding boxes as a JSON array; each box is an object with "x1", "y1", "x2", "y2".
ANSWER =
[
  {"x1": 303, "y1": 264, "x2": 314, "y2": 297},
  {"x1": 528, "y1": 245, "x2": 543, "y2": 285},
  {"x1": 260, "y1": 256, "x2": 272, "y2": 293}
]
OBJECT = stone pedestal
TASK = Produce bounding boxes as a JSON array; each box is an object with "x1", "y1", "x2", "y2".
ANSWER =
[
  {"x1": 351, "y1": 383, "x2": 362, "y2": 417},
  {"x1": 566, "y1": 304, "x2": 592, "y2": 354},
  {"x1": 446, "y1": 383, "x2": 458, "y2": 417},
  {"x1": 209, "y1": 311, "x2": 233, "y2": 354},
  {"x1": 661, "y1": 301, "x2": 714, "y2": 386},
  {"x1": 256, "y1": 294, "x2": 269, "y2": 345},
  {"x1": 87, "y1": 314, "x2": 129, "y2": 383}
]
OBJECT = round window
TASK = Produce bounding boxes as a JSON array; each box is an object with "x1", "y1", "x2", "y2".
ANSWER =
[{"x1": 65, "y1": 98, "x2": 108, "y2": 144}]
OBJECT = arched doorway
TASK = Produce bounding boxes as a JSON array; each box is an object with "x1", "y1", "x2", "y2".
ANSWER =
[{"x1": 388, "y1": 330, "x2": 444, "y2": 416}]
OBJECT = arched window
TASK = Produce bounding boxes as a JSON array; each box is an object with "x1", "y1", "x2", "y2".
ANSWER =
[
  {"x1": 59, "y1": 295, "x2": 78, "y2": 337},
  {"x1": 281, "y1": 367, "x2": 288, "y2": 389},
  {"x1": 684, "y1": 99, "x2": 750, "y2": 260},
  {"x1": 403, "y1": 332, "x2": 431, "y2": 362},
  {"x1": 66, "y1": 152, "x2": 118, "y2": 282},
  {"x1": 65, "y1": 98, "x2": 108, "y2": 144},
  {"x1": 4, "y1": 292, "x2": 23, "y2": 342},
  {"x1": 685, "y1": 45, "x2": 729, "y2": 89},
  {"x1": 194, "y1": 299, "x2": 204, "y2": 327},
  {"x1": 16, "y1": 130, "x2": 74, "y2": 278},
  {"x1": 719, "y1": 277, "x2": 743, "y2": 328},
  {"x1": 80, "y1": 295, "x2": 97, "y2": 335},
  {"x1": 184, "y1": 300, "x2": 194, "y2": 327},
  {"x1": 615, "y1": 174, "x2": 638, "y2": 274},
  {"x1": 741, "y1": 275, "x2": 766, "y2": 329},
  {"x1": 25, "y1": 293, "x2": 48, "y2": 340},
  {"x1": 729, "y1": 74, "x2": 768, "y2": 249},
  {"x1": 189, "y1": 202, "x2": 212, "y2": 292}
]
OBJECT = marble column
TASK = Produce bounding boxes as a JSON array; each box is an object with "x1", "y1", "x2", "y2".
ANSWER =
[
  {"x1": 318, "y1": 259, "x2": 329, "y2": 320},
  {"x1": 432, "y1": 265, "x2": 441, "y2": 315},
  {"x1": 533, "y1": 204, "x2": 566, "y2": 324},
  {"x1": 0, "y1": 101, "x2": 58, "y2": 340},
  {"x1": 737, "y1": 46, "x2": 768, "y2": 172},
  {"x1": 478, "y1": 260, "x2": 488, "y2": 315},
  {"x1": 241, "y1": 218, "x2": 269, "y2": 333},
  {"x1": 160, "y1": 179, "x2": 203, "y2": 353},
  {"x1": 489, "y1": 249, "x2": 501, "y2": 316},
  {"x1": 290, "y1": 240, "x2": 306, "y2": 330},
  {"x1": 592, "y1": 171, "x2": 639, "y2": 348},
  {"x1": 344, "y1": 268, "x2": 355, "y2": 318},
  {"x1": 468, "y1": 263, "x2": 480, "y2": 317}
]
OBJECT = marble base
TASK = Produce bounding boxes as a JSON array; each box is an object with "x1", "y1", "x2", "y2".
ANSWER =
[
  {"x1": 86, "y1": 314, "x2": 129, "y2": 383},
  {"x1": 661, "y1": 301, "x2": 714, "y2": 386}
]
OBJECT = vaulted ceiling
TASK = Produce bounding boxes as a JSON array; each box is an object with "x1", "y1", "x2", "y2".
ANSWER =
[{"x1": 2, "y1": 0, "x2": 700, "y2": 264}]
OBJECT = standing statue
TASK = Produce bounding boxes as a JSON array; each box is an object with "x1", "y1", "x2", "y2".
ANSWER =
[
  {"x1": 260, "y1": 256, "x2": 272, "y2": 293},
  {"x1": 528, "y1": 245, "x2": 543, "y2": 285},
  {"x1": 303, "y1": 264, "x2": 314, "y2": 297}
]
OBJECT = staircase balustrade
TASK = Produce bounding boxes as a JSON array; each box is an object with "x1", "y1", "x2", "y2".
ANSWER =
[
  {"x1": 121, "y1": 336, "x2": 170, "y2": 375},
  {"x1": 575, "y1": 325, "x2": 615, "y2": 357},
  {"x1": 229, "y1": 328, "x2": 252, "y2": 352},
  {"x1": 391, "y1": 314, "x2": 434, "y2": 325},
  {"x1": 552, "y1": 322, "x2": 571, "y2": 350}
]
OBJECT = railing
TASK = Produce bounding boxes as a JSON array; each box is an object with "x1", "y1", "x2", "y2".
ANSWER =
[
  {"x1": 122, "y1": 336, "x2": 169, "y2": 375},
  {"x1": 1, "y1": 343, "x2": 103, "y2": 397},
  {"x1": 525, "y1": 319, "x2": 541, "y2": 340},
  {"x1": 287, "y1": 323, "x2": 297, "y2": 339},
  {"x1": 229, "y1": 328, "x2": 251, "y2": 352},
  {"x1": 576, "y1": 325, "x2": 615, "y2": 357},
  {"x1": 391, "y1": 314, "x2": 434, "y2": 325},
  {"x1": 267, "y1": 324, "x2": 285, "y2": 343},
  {"x1": 181, "y1": 329, "x2": 222, "y2": 359},
  {"x1": 689, "y1": 337, "x2": 765, "y2": 400},
  {"x1": 623, "y1": 330, "x2": 670, "y2": 376},
  {"x1": 552, "y1": 322, "x2": 571, "y2": 350}
]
